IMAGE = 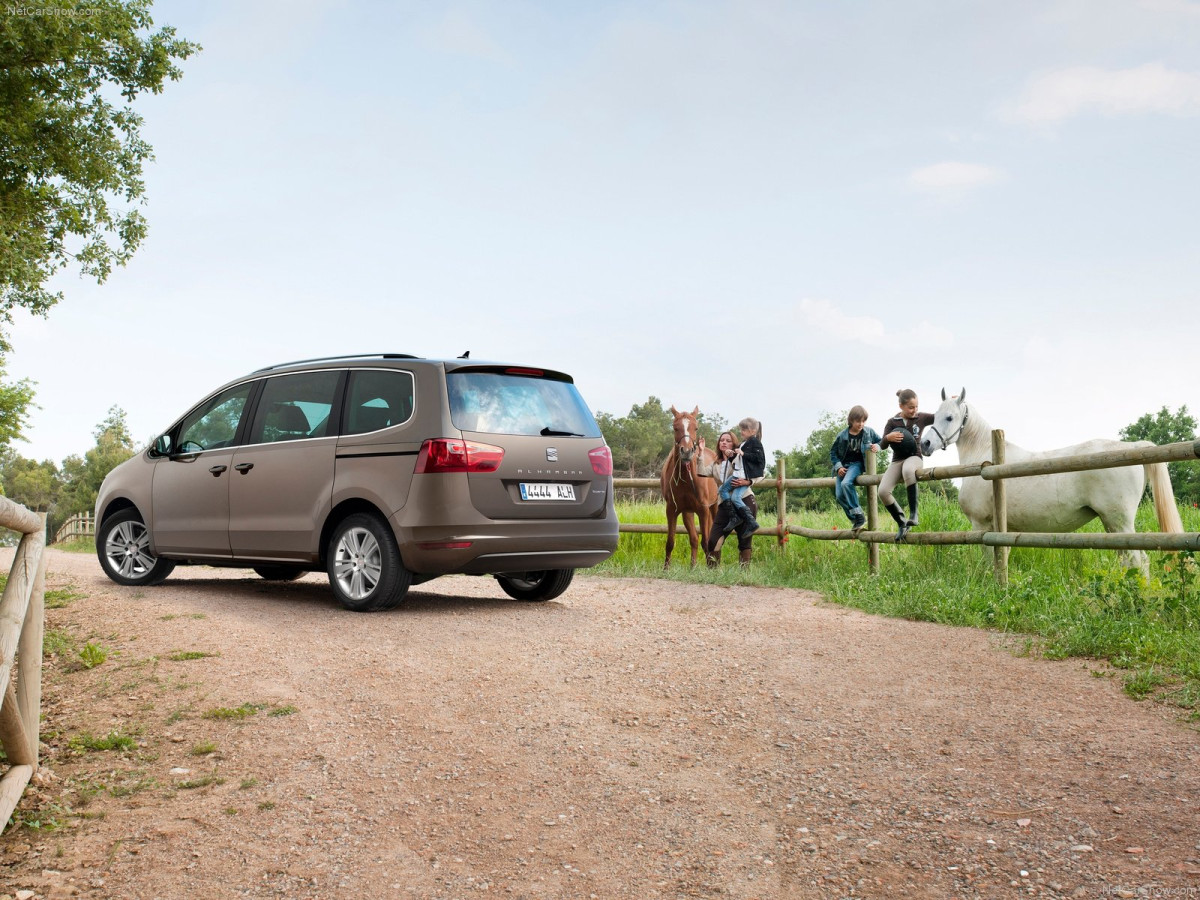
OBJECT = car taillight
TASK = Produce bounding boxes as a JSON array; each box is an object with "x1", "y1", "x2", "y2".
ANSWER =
[
  {"x1": 414, "y1": 439, "x2": 504, "y2": 473},
  {"x1": 588, "y1": 446, "x2": 613, "y2": 476}
]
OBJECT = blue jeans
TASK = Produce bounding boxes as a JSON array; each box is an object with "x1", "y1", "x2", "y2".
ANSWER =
[
  {"x1": 833, "y1": 461, "x2": 865, "y2": 520},
  {"x1": 719, "y1": 476, "x2": 751, "y2": 516}
]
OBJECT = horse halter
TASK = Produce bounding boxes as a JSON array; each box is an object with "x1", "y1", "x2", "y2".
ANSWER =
[
  {"x1": 926, "y1": 403, "x2": 970, "y2": 451},
  {"x1": 674, "y1": 420, "x2": 698, "y2": 464}
]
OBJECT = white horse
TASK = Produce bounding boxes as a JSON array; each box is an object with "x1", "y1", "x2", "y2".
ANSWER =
[{"x1": 921, "y1": 388, "x2": 1184, "y2": 573}]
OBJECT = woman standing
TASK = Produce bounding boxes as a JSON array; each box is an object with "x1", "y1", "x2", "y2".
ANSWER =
[{"x1": 698, "y1": 431, "x2": 760, "y2": 566}]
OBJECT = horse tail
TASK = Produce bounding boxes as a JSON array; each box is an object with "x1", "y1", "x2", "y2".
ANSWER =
[{"x1": 1145, "y1": 462, "x2": 1184, "y2": 534}]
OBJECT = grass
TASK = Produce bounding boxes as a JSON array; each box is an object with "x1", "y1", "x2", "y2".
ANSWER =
[
  {"x1": 45, "y1": 586, "x2": 82, "y2": 609},
  {"x1": 54, "y1": 538, "x2": 95, "y2": 554},
  {"x1": 68, "y1": 730, "x2": 138, "y2": 753},
  {"x1": 202, "y1": 702, "x2": 263, "y2": 720},
  {"x1": 177, "y1": 773, "x2": 225, "y2": 790},
  {"x1": 44, "y1": 627, "x2": 77, "y2": 658},
  {"x1": 596, "y1": 495, "x2": 1200, "y2": 718},
  {"x1": 78, "y1": 641, "x2": 109, "y2": 670},
  {"x1": 7, "y1": 800, "x2": 71, "y2": 832},
  {"x1": 168, "y1": 650, "x2": 220, "y2": 661}
]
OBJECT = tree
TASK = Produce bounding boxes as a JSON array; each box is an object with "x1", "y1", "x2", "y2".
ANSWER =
[
  {"x1": 0, "y1": 449, "x2": 60, "y2": 545},
  {"x1": 1120, "y1": 405, "x2": 1200, "y2": 506},
  {"x1": 768, "y1": 411, "x2": 845, "y2": 513},
  {"x1": 56, "y1": 405, "x2": 135, "y2": 528},
  {"x1": 0, "y1": 450, "x2": 59, "y2": 511},
  {"x1": 0, "y1": 359, "x2": 36, "y2": 445},
  {"x1": 0, "y1": 1, "x2": 199, "y2": 335}
]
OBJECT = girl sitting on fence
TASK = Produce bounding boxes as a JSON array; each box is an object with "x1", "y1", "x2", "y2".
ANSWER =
[{"x1": 880, "y1": 389, "x2": 933, "y2": 542}]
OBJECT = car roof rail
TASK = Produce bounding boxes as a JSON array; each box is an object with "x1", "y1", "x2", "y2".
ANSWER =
[{"x1": 252, "y1": 353, "x2": 421, "y2": 373}]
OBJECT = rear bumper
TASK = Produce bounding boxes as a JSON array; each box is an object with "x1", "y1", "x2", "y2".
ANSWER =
[{"x1": 394, "y1": 517, "x2": 619, "y2": 575}]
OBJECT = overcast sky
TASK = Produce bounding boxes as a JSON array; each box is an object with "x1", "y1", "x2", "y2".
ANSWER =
[{"x1": 9, "y1": 0, "x2": 1199, "y2": 468}]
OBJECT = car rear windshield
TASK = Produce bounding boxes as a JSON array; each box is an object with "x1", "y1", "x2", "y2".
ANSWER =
[{"x1": 447, "y1": 371, "x2": 601, "y2": 438}]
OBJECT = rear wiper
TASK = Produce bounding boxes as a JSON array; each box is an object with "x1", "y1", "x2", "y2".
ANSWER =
[{"x1": 540, "y1": 427, "x2": 583, "y2": 436}]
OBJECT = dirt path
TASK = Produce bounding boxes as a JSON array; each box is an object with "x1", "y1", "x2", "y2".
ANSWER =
[{"x1": 1, "y1": 548, "x2": 1198, "y2": 899}]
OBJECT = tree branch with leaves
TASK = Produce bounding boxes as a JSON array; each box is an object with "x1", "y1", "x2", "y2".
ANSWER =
[{"x1": 0, "y1": 0, "x2": 199, "y2": 344}]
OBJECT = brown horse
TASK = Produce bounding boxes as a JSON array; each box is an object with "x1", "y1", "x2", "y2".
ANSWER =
[{"x1": 660, "y1": 405, "x2": 718, "y2": 568}]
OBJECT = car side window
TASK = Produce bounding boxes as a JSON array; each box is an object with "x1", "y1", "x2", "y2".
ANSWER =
[
  {"x1": 247, "y1": 371, "x2": 342, "y2": 445},
  {"x1": 343, "y1": 370, "x2": 415, "y2": 435},
  {"x1": 177, "y1": 383, "x2": 254, "y2": 452}
]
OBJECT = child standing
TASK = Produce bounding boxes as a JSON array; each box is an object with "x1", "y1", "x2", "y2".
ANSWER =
[
  {"x1": 879, "y1": 389, "x2": 934, "y2": 541},
  {"x1": 719, "y1": 416, "x2": 765, "y2": 535},
  {"x1": 830, "y1": 406, "x2": 882, "y2": 532}
]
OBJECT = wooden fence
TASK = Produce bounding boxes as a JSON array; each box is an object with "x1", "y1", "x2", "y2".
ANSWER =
[
  {"x1": 0, "y1": 497, "x2": 47, "y2": 836},
  {"x1": 615, "y1": 434, "x2": 1200, "y2": 584},
  {"x1": 54, "y1": 511, "x2": 94, "y2": 545}
]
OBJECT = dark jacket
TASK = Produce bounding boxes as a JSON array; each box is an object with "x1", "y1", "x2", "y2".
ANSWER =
[
  {"x1": 739, "y1": 436, "x2": 766, "y2": 481},
  {"x1": 883, "y1": 413, "x2": 934, "y2": 461},
  {"x1": 829, "y1": 426, "x2": 882, "y2": 474}
]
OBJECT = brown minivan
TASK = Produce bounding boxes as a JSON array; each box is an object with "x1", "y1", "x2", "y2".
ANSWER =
[{"x1": 94, "y1": 354, "x2": 618, "y2": 611}]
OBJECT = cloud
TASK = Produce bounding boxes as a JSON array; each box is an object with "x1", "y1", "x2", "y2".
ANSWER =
[
  {"x1": 1011, "y1": 62, "x2": 1200, "y2": 123},
  {"x1": 795, "y1": 299, "x2": 954, "y2": 349},
  {"x1": 906, "y1": 162, "x2": 1005, "y2": 199}
]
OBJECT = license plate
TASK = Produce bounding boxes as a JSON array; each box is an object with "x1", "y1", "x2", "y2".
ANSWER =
[{"x1": 519, "y1": 482, "x2": 575, "y2": 501}]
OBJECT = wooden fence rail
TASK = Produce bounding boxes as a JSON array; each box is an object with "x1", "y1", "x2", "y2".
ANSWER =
[
  {"x1": 614, "y1": 435, "x2": 1200, "y2": 582},
  {"x1": 53, "y1": 511, "x2": 93, "y2": 545},
  {"x1": 0, "y1": 497, "x2": 47, "y2": 836}
]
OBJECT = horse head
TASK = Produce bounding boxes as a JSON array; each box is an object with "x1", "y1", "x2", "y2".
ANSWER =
[
  {"x1": 669, "y1": 405, "x2": 701, "y2": 463},
  {"x1": 922, "y1": 387, "x2": 968, "y2": 456}
]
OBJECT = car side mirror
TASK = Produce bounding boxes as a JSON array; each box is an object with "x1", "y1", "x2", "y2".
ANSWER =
[{"x1": 150, "y1": 434, "x2": 172, "y2": 458}]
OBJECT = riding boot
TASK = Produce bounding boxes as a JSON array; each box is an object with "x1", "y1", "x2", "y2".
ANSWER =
[
  {"x1": 905, "y1": 484, "x2": 919, "y2": 527},
  {"x1": 885, "y1": 501, "x2": 910, "y2": 542},
  {"x1": 720, "y1": 512, "x2": 739, "y2": 538}
]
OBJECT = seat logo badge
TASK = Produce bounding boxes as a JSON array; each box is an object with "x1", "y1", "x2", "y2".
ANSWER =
[{"x1": 546, "y1": 448, "x2": 558, "y2": 462}]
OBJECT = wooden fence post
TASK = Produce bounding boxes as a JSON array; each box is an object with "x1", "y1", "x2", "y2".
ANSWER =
[
  {"x1": 776, "y1": 458, "x2": 787, "y2": 547},
  {"x1": 991, "y1": 430, "x2": 1008, "y2": 586},
  {"x1": 0, "y1": 506, "x2": 47, "y2": 835},
  {"x1": 866, "y1": 447, "x2": 879, "y2": 575}
]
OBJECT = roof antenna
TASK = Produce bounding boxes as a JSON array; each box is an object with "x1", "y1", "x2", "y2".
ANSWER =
[{"x1": 458, "y1": 350, "x2": 470, "y2": 359}]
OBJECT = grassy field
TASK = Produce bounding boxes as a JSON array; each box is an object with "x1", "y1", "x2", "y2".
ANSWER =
[{"x1": 596, "y1": 494, "x2": 1200, "y2": 720}]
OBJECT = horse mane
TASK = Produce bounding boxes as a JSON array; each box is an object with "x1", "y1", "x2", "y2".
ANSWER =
[{"x1": 955, "y1": 400, "x2": 990, "y2": 460}]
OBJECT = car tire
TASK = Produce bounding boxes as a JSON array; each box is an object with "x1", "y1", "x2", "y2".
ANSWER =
[
  {"x1": 96, "y1": 509, "x2": 176, "y2": 587},
  {"x1": 496, "y1": 569, "x2": 574, "y2": 602},
  {"x1": 252, "y1": 565, "x2": 307, "y2": 582},
  {"x1": 326, "y1": 513, "x2": 411, "y2": 612}
]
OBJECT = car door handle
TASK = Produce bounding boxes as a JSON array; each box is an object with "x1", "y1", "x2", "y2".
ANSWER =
[
  {"x1": 209, "y1": 465, "x2": 228, "y2": 476},
  {"x1": 234, "y1": 462, "x2": 254, "y2": 473}
]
